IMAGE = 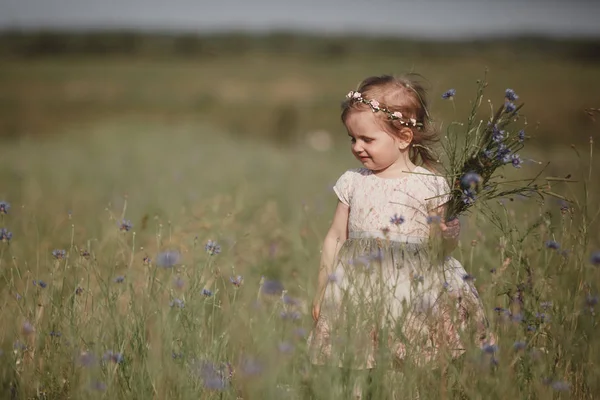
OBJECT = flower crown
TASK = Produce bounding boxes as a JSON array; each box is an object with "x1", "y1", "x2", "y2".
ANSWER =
[{"x1": 345, "y1": 91, "x2": 423, "y2": 129}]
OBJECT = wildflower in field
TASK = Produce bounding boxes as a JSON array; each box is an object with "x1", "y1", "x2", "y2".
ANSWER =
[
  {"x1": 504, "y1": 102, "x2": 517, "y2": 113},
  {"x1": 52, "y1": 249, "x2": 66, "y2": 259},
  {"x1": 280, "y1": 311, "x2": 301, "y2": 321},
  {"x1": 460, "y1": 172, "x2": 482, "y2": 190},
  {"x1": 283, "y1": 294, "x2": 300, "y2": 306},
  {"x1": 294, "y1": 327, "x2": 307, "y2": 338},
  {"x1": 170, "y1": 298, "x2": 185, "y2": 308},
  {"x1": 22, "y1": 321, "x2": 34, "y2": 335},
  {"x1": 590, "y1": 251, "x2": 600, "y2": 266},
  {"x1": 518, "y1": 129, "x2": 526, "y2": 142},
  {"x1": 196, "y1": 361, "x2": 228, "y2": 390},
  {"x1": 0, "y1": 228, "x2": 12, "y2": 243},
  {"x1": 143, "y1": 256, "x2": 151, "y2": 265},
  {"x1": 482, "y1": 343, "x2": 497, "y2": 354},
  {"x1": 492, "y1": 127, "x2": 505, "y2": 143},
  {"x1": 202, "y1": 288, "x2": 213, "y2": 297},
  {"x1": 113, "y1": 276, "x2": 125, "y2": 283},
  {"x1": 78, "y1": 352, "x2": 96, "y2": 367},
  {"x1": 103, "y1": 350, "x2": 124, "y2": 364},
  {"x1": 510, "y1": 153, "x2": 522, "y2": 168},
  {"x1": 550, "y1": 381, "x2": 570, "y2": 392},
  {"x1": 462, "y1": 190, "x2": 476, "y2": 205},
  {"x1": 75, "y1": 286, "x2": 84, "y2": 295},
  {"x1": 80, "y1": 249, "x2": 90, "y2": 259},
  {"x1": 585, "y1": 295, "x2": 598, "y2": 311},
  {"x1": 496, "y1": 144, "x2": 511, "y2": 163},
  {"x1": 545, "y1": 240, "x2": 560, "y2": 250},
  {"x1": 278, "y1": 341, "x2": 294, "y2": 354},
  {"x1": 15, "y1": 293, "x2": 21, "y2": 300},
  {"x1": 156, "y1": 250, "x2": 180, "y2": 268},
  {"x1": 205, "y1": 240, "x2": 221, "y2": 256},
  {"x1": 536, "y1": 312, "x2": 549, "y2": 322},
  {"x1": 90, "y1": 381, "x2": 107, "y2": 392},
  {"x1": 13, "y1": 341, "x2": 27, "y2": 351},
  {"x1": 229, "y1": 275, "x2": 243, "y2": 287},
  {"x1": 513, "y1": 341, "x2": 526, "y2": 351},
  {"x1": 441, "y1": 88, "x2": 456, "y2": 100},
  {"x1": 49, "y1": 331, "x2": 61, "y2": 337},
  {"x1": 33, "y1": 280, "x2": 47, "y2": 288},
  {"x1": 462, "y1": 274, "x2": 475, "y2": 282},
  {"x1": 0, "y1": 201, "x2": 10, "y2": 214},
  {"x1": 390, "y1": 214, "x2": 405, "y2": 225},
  {"x1": 505, "y1": 88, "x2": 519, "y2": 101},
  {"x1": 559, "y1": 201, "x2": 570, "y2": 214},
  {"x1": 261, "y1": 279, "x2": 284, "y2": 295},
  {"x1": 119, "y1": 219, "x2": 133, "y2": 232}
]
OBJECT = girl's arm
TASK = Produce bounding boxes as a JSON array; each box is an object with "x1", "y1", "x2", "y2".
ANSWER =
[{"x1": 313, "y1": 201, "x2": 349, "y2": 308}]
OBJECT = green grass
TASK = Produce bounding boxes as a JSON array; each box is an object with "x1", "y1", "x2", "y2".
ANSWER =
[{"x1": 0, "y1": 115, "x2": 599, "y2": 399}]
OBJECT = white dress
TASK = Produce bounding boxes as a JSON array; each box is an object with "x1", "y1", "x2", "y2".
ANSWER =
[{"x1": 307, "y1": 166, "x2": 493, "y2": 369}]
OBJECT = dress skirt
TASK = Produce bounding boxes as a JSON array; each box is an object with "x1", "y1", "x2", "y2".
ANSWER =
[{"x1": 307, "y1": 232, "x2": 492, "y2": 370}]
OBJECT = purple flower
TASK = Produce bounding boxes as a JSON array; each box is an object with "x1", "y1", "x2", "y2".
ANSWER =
[
  {"x1": 22, "y1": 321, "x2": 34, "y2": 335},
  {"x1": 585, "y1": 295, "x2": 598, "y2": 308},
  {"x1": 280, "y1": 311, "x2": 301, "y2": 320},
  {"x1": 103, "y1": 350, "x2": 124, "y2": 364},
  {"x1": 196, "y1": 361, "x2": 229, "y2": 390},
  {"x1": 504, "y1": 102, "x2": 517, "y2": 113},
  {"x1": 545, "y1": 240, "x2": 560, "y2": 250},
  {"x1": 119, "y1": 219, "x2": 133, "y2": 232},
  {"x1": 482, "y1": 344, "x2": 497, "y2": 354},
  {"x1": 462, "y1": 274, "x2": 475, "y2": 282},
  {"x1": 0, "y1": 228, "x2": 12, "y2": 242},
  {"x1": 513, "y1": 341, "x2": 526, "y2": 351},
  {"x1": 49, "y1": 331, "x2": 61, "y2": 337},
  {"x1": 518, "y1": 129, "x2": 525, "y2": 142},
  {"x1": 261, "y1": 279, "x2": 284, "y2": 295},
  {"x1": 202, "y1": 288, "x2": 213, "y2": 297},
  {"x1": 33, "y1": 280, "x2": 47, "y2": 288},
  {"x1": 205, "y1": 240, "x2": 221, "y2": 256},
  {"x1": 0, "y1": 201, "x2": 10, "y2": 214},
  {"x1": 492, "y1": 127, "x2": 505, "y2": 143},
  {"x1": 505, "y1": 88, "x2": 519, "y2": 101},
  {"x1": 75, "y1": 286, "x2": 84, "y2": 295},
  {"x1": 460, "y1": 172, "x2": 482, "y2": 190},
  {"x1": 170, "y1": 298, "x2": 185, "y2": 308},
  {"x1": 229, "y1": 275, "x2": 243, "y2": 287},
  {"x1": 511, "y1": 153, "x2": 522, "y2": 168},
  {"x1": 278, "y1": 341, "x2": 294, "y2": 354},
  {"x1": 173, "y1": 276, "x2": 185, "y2": 289},
  {"x1": 462, "y1": 189, "x2": 476, "y2": 205},
  {"x1": 156, "y1": 251, "x2": 180, "y2": 268},
  {"x1": 52, "y1": 249, "x2": 66, "y2": 259},
  {"x1": 78, "y1": 352, "x2": 96, "y2": 367},
  {"x1": 114, "y1": 276, "x2": 125, "y2": 283},
  {"x1": 390, "y1": 214, "x2": 405, "y2": 225},
  {"x1": 550, "y1": 381, "x2": 570, "y2": 392},
  {"x1": 441, "y1": 89, "x2": 456, "y2": 99},
  {"x1": 590, "y1": 251, "x2": 600, "y2": 266}
]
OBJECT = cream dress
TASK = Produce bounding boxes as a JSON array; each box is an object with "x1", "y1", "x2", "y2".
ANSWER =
[{"x1": 307, "y1": 166, "x2": 492, "y2": 369}]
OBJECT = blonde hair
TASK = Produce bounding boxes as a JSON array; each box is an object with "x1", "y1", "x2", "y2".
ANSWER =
[{"x1": 341, "y1": 74, "x2": 439, "y2": 168}]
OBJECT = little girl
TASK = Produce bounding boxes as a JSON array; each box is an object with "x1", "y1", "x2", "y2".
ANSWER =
[{"x1": 307, "y1": 75, "x2": 492, "y2": 396}]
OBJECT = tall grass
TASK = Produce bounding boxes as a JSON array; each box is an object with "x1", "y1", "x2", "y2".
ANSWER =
[{"x1": 0, "y1": 114, "x2": 599, "y2": 399}]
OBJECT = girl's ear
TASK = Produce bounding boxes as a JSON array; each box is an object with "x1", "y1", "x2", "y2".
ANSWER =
[{"x1": 396, "y1": 127, "x2": 414, "y2": 150}]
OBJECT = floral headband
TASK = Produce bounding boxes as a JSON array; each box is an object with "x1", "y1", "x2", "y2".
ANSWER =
[{"x1": 345, "y1": 91, "x2": 423, "y2": 129}]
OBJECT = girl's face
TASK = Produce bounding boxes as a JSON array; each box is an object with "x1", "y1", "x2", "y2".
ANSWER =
[{"x1": 344, "y1": 110, "x2": 411, "y2": 172}]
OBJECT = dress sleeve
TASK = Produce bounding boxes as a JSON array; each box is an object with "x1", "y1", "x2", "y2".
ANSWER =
[
  {"x1": 332, "y1": 170, "x2": 354, "y2": 206},
  {"x1": 427, "y1": 175, "x2": 452, "y2": 211}
]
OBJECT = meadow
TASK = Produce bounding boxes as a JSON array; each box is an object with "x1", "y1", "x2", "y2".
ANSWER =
[{"x1": 1, "y1": 33, "x2": 600, "y2": 399}]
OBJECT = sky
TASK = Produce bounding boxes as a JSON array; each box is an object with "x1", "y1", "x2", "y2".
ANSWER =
[{"x1": 1, "y1": 0, "x2": 599, "y2": 39}]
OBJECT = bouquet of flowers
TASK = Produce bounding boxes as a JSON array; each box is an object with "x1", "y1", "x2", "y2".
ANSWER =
[{"x1": 438, "y1": 72, "x2": 564, "y2": 221}]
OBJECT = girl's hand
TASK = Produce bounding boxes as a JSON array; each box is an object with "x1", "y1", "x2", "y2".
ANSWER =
[{"x1": 440, "y1": 217, "x2": 460, "y2": 240}]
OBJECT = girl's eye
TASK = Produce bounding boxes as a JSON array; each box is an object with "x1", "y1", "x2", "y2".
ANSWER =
[
  {"x1": 349, "y1": 137, "x2": 356, "y2": 143},
  {"x1": 363, "y1": 138, "x2": 373, "y2": 143}
]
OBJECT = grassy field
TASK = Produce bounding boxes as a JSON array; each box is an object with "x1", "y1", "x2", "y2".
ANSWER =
[{"x1": 1, "y1": 35, "x2": 600, "y2": 399}]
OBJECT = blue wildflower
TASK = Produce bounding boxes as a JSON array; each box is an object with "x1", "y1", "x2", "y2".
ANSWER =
[
  {"x1": 462, "y1": 274, "x2": 475, "y2": 282},
  {"x1": 114, "y1": 276, "x2": 125, "y2": 283},
  {"x1": 78, "y1": 352, "x2": 96, "y2": 367},
  {"x1": 513, "y1": 341, "x2": 526, "y2": 351},
  {"x1": 545, "y1": 240, "x2": 560, "y2": 250},
  {"x1": 49, "y1": 331, "x2": 61, "y2": 337},
  {"x1": 511, "y1": 153, "x2": 522, "y2": 168},
  {"x1": 492, "y1": 127, "x2": 505, "y2": 143},
  {"x1": 33, "y1": 280, "x2": 47, "y2": 288},
  {"x1": 278, "y1": 341, "x2": 294, "y2": 354},
  {"x1": 261, "y1": 279, "x2": 284, "y2": 295},
  {"x1": 504, "y1": 102, "x2": 517, "y2": 113},
  {"x1": 282, "y1": 294, "x2": 300, "y2": 306},
  {"x1": 280, "y1": 311, "x2": 301, "y2": 320},
  {"x1": 156, "y1": 251, "x2": 180, "y2": 268},
  {"x1": 496, "y1": 144, "x2": 511, "y2": 163},
  {"x1": 390, "y1": 214, "x2": 405, "y2": 225},
  {"x1": 170, "y1": 298, "x2": 185, "y2": 308},
  {"x1": 229, "y1": 275, "x2": 243, "y2": 287},
  {"x1": 0, "y1": 228, "x2": 12, "y2": 242},
  {"x1": 202, "y1": 288, "x2": 213, "y2": 297},
  {"x1": 102, "y1": 350, "x2": 124, "y2": 364},
  {"x1": 119, "y1": 219, "x2": 133, "y2": 232},
  {"x1": 173, "y1": 276, "x2": 185, "y2": 289},
  {"x1": 462, "y1": 189, "x2": 476, "y2": 205},
  {"x1": 460, "y1": 172, "x2": 482, "y2": 190},
  {"x1": 52, "y1": 249, "x2": 66, "y2": 259},
  {"x1": 205, "y1": 240, "x2": 221, "y2": 256},
  {"x1": 22, "y1": 321, "x2": 34, "y2": 335},
  {"x1": 75, "y1": 286, "x2": 84, "y2": 295},
  {"x1": 197, "y1": 361, "x2": 229, "y2": 390},
  {"x1": 505, "y1": 88, "x2": 519, "y2": 101},
  {"x1": 0, "y1": 201, "x2": 10, "y2": 214},
  {"x1": 518, "y1": 129, "x2": 525, "y2": 142},
  {"x1": 441, "y1": 89, "x2": 456, "y2": 100},
  {"x1": 590, "y1": 251, "x2": 600, "y2": 266},
  {"x1": 550, "y1": 381, "x2": 570, "y2": 392},
  {"x1": 482, "y1": 344, "x2": 497, "y2": 354}
]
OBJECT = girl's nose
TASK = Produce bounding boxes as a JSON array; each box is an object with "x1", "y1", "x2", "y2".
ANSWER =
[{"x1": 352, "y1": 142, "x2": 363, "y2": 153}]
